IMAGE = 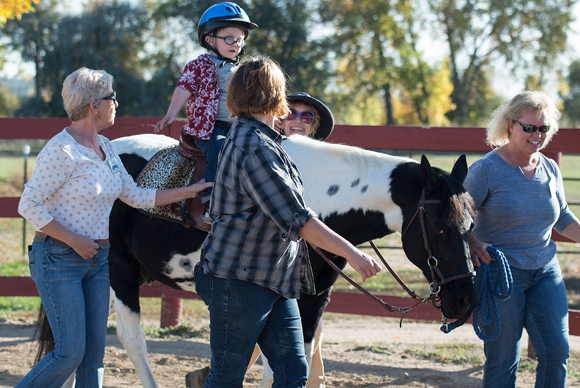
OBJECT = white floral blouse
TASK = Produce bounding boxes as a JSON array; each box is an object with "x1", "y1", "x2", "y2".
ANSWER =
[{"x1": 18, "y1": 129, "x2": 156, "y2": 240}]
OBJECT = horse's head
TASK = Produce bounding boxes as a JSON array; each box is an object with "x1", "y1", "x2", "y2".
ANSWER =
[{"x1": 392, "y1": 155, "x2": 477, "y2": 320}]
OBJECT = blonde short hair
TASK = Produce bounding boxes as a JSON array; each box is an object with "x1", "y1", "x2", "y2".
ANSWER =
[
  {"x1": 227, "y1": 56, "x2": 289, "y2": 119},
  {"x1": 486, "y1": 91, "x2": 561, "y2": 148},
  {"x1": 62, "y1": 67, "x2": 113, "y2": 122}
]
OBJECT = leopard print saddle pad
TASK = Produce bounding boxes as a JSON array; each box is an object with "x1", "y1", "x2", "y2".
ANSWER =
[{"x1": 136, "y1": 145, "x2": 201, "y2": 225}]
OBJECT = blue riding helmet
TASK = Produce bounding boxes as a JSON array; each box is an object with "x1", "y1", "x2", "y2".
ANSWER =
[{"x1": 198, "y1": 2, "x2": 258, "y2": 51}]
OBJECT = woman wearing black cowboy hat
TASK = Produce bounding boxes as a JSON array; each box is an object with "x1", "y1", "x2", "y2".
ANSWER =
[{"x1": 280, "y1": 92, "x2": 334, "y2": 141}]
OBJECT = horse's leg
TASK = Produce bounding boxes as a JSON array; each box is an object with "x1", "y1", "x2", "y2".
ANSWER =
[
  {"x1": 60, "y1": 373, "x2": 75, "y2": 388},
  {"x1": 247, "y1": 344, "x2": 261, "y2": 369},
  {"x1": 297, "y1": 286, "x2": 333, "y2": 388},
  {"x1": 305, "y1": 320, "x2": 325, "y2": 388},
  {"x1": 113, "y1": 289, "x2": 159, "y2": 388},
  {"x1": 257, "y1": 351, "x2": 274, "y2": 388}
]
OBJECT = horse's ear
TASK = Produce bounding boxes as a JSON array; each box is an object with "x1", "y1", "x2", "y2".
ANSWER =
[
  {"x1": 420, "y1": 155, "x2": 437, "y2": 193},
  {"x1": 451, "y1": 154, "x2": 468, "y2": 185}
]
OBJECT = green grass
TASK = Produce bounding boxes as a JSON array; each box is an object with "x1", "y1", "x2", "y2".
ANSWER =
[
  {"x1": 0, "y1": 296, "x2": 41, "y2": 321},
  {"x1": 0, "y1": 156, "x2": 36, "y2": 182},
  {"x1": 352, "y1": 344, "x2": 392, "y2": 354},
  {"x1": 407, "y1": 343, "x2": 484, "y2": 366}
]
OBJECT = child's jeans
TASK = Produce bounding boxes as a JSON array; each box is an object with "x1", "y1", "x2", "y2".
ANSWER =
[{"x1": 194, "y1": 120, "x2": 231, "y2": 203}]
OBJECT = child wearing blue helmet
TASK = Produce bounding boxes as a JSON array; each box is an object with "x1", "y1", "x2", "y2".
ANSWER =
[{"x1": 155, "y1": 2, "x2": 257, "y2": 222}]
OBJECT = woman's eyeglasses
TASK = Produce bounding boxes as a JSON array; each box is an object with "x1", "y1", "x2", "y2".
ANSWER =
[
  {"x1": 287, "y1": 108, "x2": 315, "y2": 124},
  {"x1": 513, "y1": 120, "x2": 550, "y2": 134},
  {"x1": 211, "y1": 35, "x2": 245, "y2": 48},
  {"x1": 99, "y1": 91, "x2": 117, "y2": 104}
]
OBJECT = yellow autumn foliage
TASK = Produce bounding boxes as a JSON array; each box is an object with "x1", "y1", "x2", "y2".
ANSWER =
[{"x1": 0, "y1": 0, "x2": 38, "y2": 24}]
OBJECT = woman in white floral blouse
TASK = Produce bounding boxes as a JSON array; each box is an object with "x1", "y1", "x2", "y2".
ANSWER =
[{"x1": 16, "y1": 67, "x2": 211, "y2": 388}]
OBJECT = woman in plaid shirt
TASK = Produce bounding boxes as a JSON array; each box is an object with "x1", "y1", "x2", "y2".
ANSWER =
[{"x1": 195, "y1": 56, "x2": 382, "y2": 387}]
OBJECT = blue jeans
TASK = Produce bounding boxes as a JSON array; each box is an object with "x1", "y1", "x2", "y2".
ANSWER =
[
  {"x1": 195, "y1": 264, "x2": 308, "y2": 388},
  {"x1": 481, "y1": 257, "x2": 569, "y2": 388},
  {"x1": 17, "y1": 238, "x2": 110, "y2": 388},
  {"x1": 194, "y1": 121, "x2": 231, "y2": 202}
]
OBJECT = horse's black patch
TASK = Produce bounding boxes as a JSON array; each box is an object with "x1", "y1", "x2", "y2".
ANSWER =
[
  {"x1": 180, "y1": 258, "x2": 193, "y2": 272},
  {"x1": 361, "y1": 185, "x2": 368, "y2": 193},
  {"x1": 351, "y1": 179, "x2": 360, "y2": 188},
  {"x1": 327, "y1": 185, "x2": 339, "y2": 196}
]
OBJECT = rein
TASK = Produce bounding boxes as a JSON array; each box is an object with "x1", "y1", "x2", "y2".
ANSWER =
[
  {"x1": 313, "y1": 247, "x2": 426, "y2": 317},
  {"x1": 314, "y1": 189, "x2": 476, "y2": 327}
]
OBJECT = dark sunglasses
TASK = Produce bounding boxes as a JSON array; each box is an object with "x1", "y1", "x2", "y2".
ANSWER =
[
  {"x1": 211, "y1": 35, "x2": 245, "y2": 47},
  {"x1": 513, "y1": 119, "x2": 550, "y2": 134},
  {"x1": 99, "y1": 91, "x2": 117, "y2": 104},
  {"x1": 286, "y1": 108, "x2": 315, "y2": 124}
]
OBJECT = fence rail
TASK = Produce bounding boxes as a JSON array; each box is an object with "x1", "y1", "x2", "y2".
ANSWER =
[
  {"x1": 1, "y1": 118, "x2": 579, "y2": 333},
  {"x1": 2, "y1": 275, "x2": 579, "y2": 336}
]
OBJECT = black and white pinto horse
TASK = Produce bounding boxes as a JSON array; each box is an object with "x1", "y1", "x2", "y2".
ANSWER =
[{"x1": 46, "y1": 133, "x2": 478, "y2": 388}]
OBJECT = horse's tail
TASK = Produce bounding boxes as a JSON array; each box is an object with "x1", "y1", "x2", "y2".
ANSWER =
[{"x1": 33, "y1": 303, "x2": 54, "y2": 364}]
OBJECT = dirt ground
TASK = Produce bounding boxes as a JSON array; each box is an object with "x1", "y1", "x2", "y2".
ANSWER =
[{"x1": 1, "y1": 315, "x2": 580, "y2": 388}]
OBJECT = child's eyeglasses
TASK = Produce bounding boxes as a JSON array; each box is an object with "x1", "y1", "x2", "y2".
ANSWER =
[
  {"x1": 99, "y1": 91, "x2": 117, "y2": 104},
  {"x1": 286, "y1": 108, "x2": 315, "y2": 124},
  {"x1": 211, "y1": 35, "x2": 245, "y2": 48},
  {"x1": 513, "y1": 120, "x2": 550, "y2": 134}
]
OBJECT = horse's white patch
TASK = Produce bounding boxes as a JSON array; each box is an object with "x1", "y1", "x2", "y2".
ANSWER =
[
  {"x1": 112, "y1": 134, "x2": 178, "y2": 161},
  {"x1": 163, "y1": 251, "x2": 201, "y2": 292},
  {"x1": 283, "y1": 136, "x2": 413, "y2": 233}
]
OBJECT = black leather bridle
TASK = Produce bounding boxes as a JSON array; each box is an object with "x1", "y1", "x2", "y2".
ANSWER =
[{"x1": 401, "y1": 189, "x2": 476, "y2": 299}]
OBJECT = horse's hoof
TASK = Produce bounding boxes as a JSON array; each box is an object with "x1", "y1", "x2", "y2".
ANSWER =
[{"x1": 185, "y1": 366, "x2": 210, "y2": 388}]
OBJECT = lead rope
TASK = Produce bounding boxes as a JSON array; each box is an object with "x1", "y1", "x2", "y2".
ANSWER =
[{"x1": 471, "y1": 246, "x2": 513, "y2": 341}]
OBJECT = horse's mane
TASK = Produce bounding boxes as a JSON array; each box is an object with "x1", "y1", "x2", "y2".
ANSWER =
[
  {"x1": 434, "y1": 168, "x2": 475, "y2": 232},
  {"x1": 285, "y1": 135, "x2": 413, "y2": 174}
]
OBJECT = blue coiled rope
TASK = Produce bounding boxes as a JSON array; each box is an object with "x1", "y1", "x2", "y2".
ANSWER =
[{"x1": 471, "y1": 246, "x2": 513, "y2": 342}]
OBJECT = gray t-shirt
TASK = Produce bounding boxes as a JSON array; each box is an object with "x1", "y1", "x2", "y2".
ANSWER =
[
  {"x1": 209, "y1": 56, "x2": 235, "y2": 123},
  {"x1": 463, "y1": 150, "x2": 577, "y2": 270}
]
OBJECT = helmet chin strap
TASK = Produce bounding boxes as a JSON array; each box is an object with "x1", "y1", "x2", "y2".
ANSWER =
[{"x1": 207, "y1": 42, "x2": 243, "y2": 66}]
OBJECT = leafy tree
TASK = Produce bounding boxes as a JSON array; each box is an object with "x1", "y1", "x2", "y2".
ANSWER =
[
  {"x1": 0, "y1": 0, "x2": 38, "y2": 24},
  {"x1": 562, "y1": 60, "x2": 580, "y2": 126},
  {"x1": 38, "y1": 1, "x2": 151, "y2": 117},
  {"x1": 394, "y1": 59, "x2": 454, "y2": 126},
  {"x1": 318, "y1": 0, "x2": 451, "y2": 126},
  {"x1": 0, "y1": 83, "x2": 20, "y2": 116},
  {"x1": 2, "y1": 1, "x2": 173, "y2": 117},
  {"x1": 428, "y1": 0, "x2": 574, "y2": 125},
  {"x1": 1, "y1": 0, "x2": 60, "y2": 103}
]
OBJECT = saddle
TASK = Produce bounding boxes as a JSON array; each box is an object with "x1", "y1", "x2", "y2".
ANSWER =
[{"x1": 135, "y1": 129, "x2": 210, "y2": 232}]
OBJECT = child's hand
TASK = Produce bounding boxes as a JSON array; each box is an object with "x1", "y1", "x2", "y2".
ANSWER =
[{"x1": 154, "y1": 114, "x2": 175, "y2": 133}]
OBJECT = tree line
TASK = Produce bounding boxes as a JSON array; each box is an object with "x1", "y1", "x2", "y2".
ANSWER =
[{"x1": 2, "y1": 0, "x2": 580, "y2": 127}]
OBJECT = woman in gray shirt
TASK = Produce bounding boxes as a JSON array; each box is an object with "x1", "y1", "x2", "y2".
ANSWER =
[{"x1": 464, "y1": 91, "x2": 580, "y2": 388}]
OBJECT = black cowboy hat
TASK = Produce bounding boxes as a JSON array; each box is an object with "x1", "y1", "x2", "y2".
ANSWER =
[{"x1": 287, "y1": 92, "x2": 334, "y2": 141}]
